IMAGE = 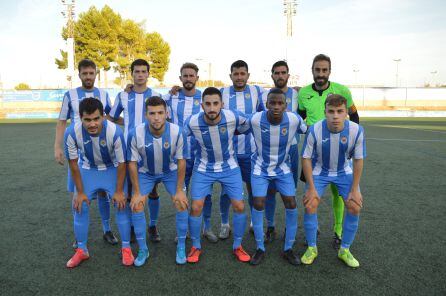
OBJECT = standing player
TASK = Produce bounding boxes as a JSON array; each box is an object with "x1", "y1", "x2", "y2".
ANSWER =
[
  {"x1": 298, "y1": 54, "x2": 360, "y2": 248},
  {"x1": 300, "y1": 94, "x2": 365, "y2": 268},
  {"x1": 164, "y1": 62, "x2": 218, "y2": 243},
  {"x1": 260, "y1": 60, "x2": 300, "y2": 242},
  {"x1": 245, "y1": 88, "x2": 307, "y2": 265},
  {"x1": 108, "y1": 59, "x2": 163, "y2": 242},
  {"x1": 54, "y1": 58, "x2": 118, "y2": 246},
  {"x1": 184, "y1": 87, "x2": 251, "y2": 264},
  {"x1": 64, "y1": 98, "x2": 133, "y2": 268},
  {"x1": 127, "y1": 96, "x2": 189, "y2": 266},
  {"x1": 218, "y1": 60, "x2": 265, "y2": 239}
]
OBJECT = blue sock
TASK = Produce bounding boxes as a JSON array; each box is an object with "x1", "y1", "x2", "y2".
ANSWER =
[
  {"x1": 304, "y1": 213, "x2": 318, "y2": 247},
  {"x1": 98, "y1": 195, "x2": 111, "y2": 233},
  {"x1": 176, "y1": 210, "x2": 188, "y2": 249},
  {"x1": 232, "y1": 212, "x2": 247, "y2": 250},
  {"x1": 203, "y1": 195, "x2": 212, "y2": 231},
  {"x1": 220, "y1": 194, "x2": 231, "y2": 225},
  {"x1": 148, "y1": 197, "x2": 160, "y2": 227},
  {"x1": 284, "y1": 208, "x2": 298, "y2": 251},
  {"x1": 265, "y1": 193, "x2": 276, "y2": 227},
  {"x1": 341, "y1": 213, "x2": 360, "y2": 249},
  {"x1": 73, "y1": 202, "x2": 90, "y2": 252},
  {"x1": 251, "y1": 209, "x2": 265, "y2": 251},
  {"x1": 115, "y1": 204, "x2": 131, "y2": 248},
  {"x1": 131, "y1": 211, "x2": 148, "y2": 251},
  {"x1": 189, "y1": 215, "x2": 202, "y2": 249}
]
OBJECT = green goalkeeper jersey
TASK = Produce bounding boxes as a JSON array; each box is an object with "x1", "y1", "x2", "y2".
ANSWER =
[{"x1": 298, "y1": 81, "x2": 353, "y2": 125}]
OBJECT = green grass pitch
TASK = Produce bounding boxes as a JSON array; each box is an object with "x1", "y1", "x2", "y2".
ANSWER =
[{"x1": 0, "y1": 118, "x2": 445, "y2": 295}]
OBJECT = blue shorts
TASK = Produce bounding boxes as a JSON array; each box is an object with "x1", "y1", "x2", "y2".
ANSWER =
[
  {"x1": 77, "y1": 167, "x2": 127, "y2": 200},
  {"x1": 251, "y1": 173, "x2": 296, "y2": 197},
  {"x1": 138, "y1": 170, "x2": 178, "y2": 196},
  {"x1": 67, "y1": 167, "x2": 75, "y2": 193},
  {"x1": 307, "y1": 174, "x2": 357, "y2": 200},
  {"x1": 237, "y1": 154, "x2": 252, "y2": 184},
  {"x1": 190, "y1": 168, "x2": 244, "y2": 201}
]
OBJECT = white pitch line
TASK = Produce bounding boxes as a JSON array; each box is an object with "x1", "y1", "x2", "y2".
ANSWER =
[
  {"x1": 369, "y1": 124, "x2": 446, "y2": 134},
  {"x1": 368, "y1": 137, "x2": 446, "y2": 143}
]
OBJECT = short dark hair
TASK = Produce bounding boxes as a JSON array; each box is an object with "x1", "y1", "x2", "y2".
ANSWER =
[
  {"x1": 79, "y1": 97, "x2": 103, "y2": 118},
  {"x1": 180, "y1": 62, "x2": 199, "y2": 74},
  {"x1": 271, "y1": 60, "x2": 289, "y2": 73},
  {"x1": 267, "y1": 88, "x2": 285, "y2": 102},
  {"x1": 145, "y1": 96, "x2": 166, "y2": 110},
  {"x1": 325, "y1": 94, "x2": 347, "y2": 109},
  {"x1": 312, "y1": 54, "x2": 331, "y2": 70},
  {"x1": 131, "y1": 59, "x2": 150, "y2": 73},
  {"x1": 202, "y1": 87, "x2": 222, "y2": 101},
  {"x1": 78, "y1": 59, "x2": 96, "y2": 72},
  {"x1": 230, "y1": 60, "x2": 249, "y2": 73}
]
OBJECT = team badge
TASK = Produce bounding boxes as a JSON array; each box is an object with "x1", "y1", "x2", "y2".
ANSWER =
[
  {"x1": 286, "y1": 97, "x2": 291, "y2": 104},
  {"x1": 164, "y1": 142, "x2": 170, "y2": 149},
  {"x1": 220, "y1": 126, "x2": 227, "y2": 134},
  {"x1": 100, "y1": 139, "x2": 107, "y2": 147},
  {"x1": 244, "y1": 93, "x2": 251, "y2": 100},
  {"x1": 281, "y1": 127, "x2": 288, "y2": 136},
  {"x1": 341, "y1": 136, "x2": 348, "y2": 144},
  {"x1": 194, "y1": 99, "x2": 200, "y2": 106}
]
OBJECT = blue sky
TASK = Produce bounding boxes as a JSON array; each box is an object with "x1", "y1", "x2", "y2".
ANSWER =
[{"x1": 0, "y1": 0, "x2": 445, "y2": 88}]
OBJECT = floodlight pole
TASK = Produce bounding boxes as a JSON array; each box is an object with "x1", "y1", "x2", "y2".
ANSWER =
[
  {"x1": 393, "y1": 58, "x2": 401, "y2": 87},
  {"x1": 62, "y1": 0, "x2": 76, "y2": 88},
  {"x1": 283, "y1": 0, "x2": 297, "y2": 61}
]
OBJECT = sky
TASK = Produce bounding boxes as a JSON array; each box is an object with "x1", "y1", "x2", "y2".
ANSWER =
[{"x1": 0, "y1": 0, "x2": 445, "y2": 89}]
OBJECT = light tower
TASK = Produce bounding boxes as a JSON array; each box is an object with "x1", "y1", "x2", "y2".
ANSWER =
[
  {"x1": 393, "y1": 58, "x2": 401, "y2": 87},
  {"x1": 283, "y1": 0, "x2": 297, "y2": 61},
  {"x1": 61, "y1": 0, "x2": 76, "y2": 88}
]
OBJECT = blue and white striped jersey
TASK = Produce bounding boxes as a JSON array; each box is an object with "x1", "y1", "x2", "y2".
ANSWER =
[
  {"x1": 109, "y1": 88, "x2": 161, "y2": 140},
  {"x1": 221, "y1": 85, "x2": 265, "y2": 155},
  {"x1": 59, "y1": 87, "x2": 111, "y2": 125},
  {"x1": 164, "y1": 89, "x2": 203, "y2": 158},
  {"x1": 127, "y1": 122, "x2": 189, "y2": 175},
  {"x1": 164, "y1": 89, "x2": 202, "y2": 127},
  {"x1": 184, "y1": 109, "x2": 248, "y2": 173},
  {"x1": 245, "y1": 111, "x2": 307, "y2": 176},
  {"x1": 301, "y1": 119, "x2": 366, "y2": 177},
  {"x1": 64, "y1": 120, "x2": 126, "y2": 170},
  {"x1": 261, "y1": 87, "x2": 300, "y2": 145}
]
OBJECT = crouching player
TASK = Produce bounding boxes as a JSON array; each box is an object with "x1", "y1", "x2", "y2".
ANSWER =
[
  {"x1": 301, "y1": 94, "x2": 365, "y2": 268},
  {"x1": 127, "y1": 96, "x2": 189, "y2": 266},
  {"x1": 64, "y1": 98, "x2": 132, "y2": 268},
  {"x1": 244, "y1": 88, "x2": 307, "y2": 265}
]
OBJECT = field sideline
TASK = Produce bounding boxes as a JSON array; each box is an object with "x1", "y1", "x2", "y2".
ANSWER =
[{"x1": 0, "y1": 118, "x2": 445, "y2": 295}]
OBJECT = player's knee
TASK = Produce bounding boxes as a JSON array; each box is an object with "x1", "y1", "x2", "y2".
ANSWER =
[
  {"x1": 232, "y1": 200, "x2": 245, "y2": 213},
  {"x1": 345, "y1": 200, "x2": 361, "y2": 215},
  {"x1": 132, "y1": 203, "x2": 145, "y2": 213},
  {"x1": 253, "y1": 198, "x2": 265, "y2": 211},
  {"x1": 283, "y1": 197, "x2": 296, "y2": 209},
  {"x1": 191, "y1": 201, "x2": 204, "y2": 216}
]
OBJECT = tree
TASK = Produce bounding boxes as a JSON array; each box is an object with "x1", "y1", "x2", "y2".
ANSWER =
[
  {"x1": 55, "y1": 5, "x2": 170, "y2": 86},
  {"x1": 15, "y1": 83, "x2": 31, "y2": 90}
]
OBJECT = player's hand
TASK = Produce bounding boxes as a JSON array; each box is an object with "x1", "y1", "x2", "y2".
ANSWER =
[
  {"x1": 130, "y1": 193, "x2": 146, "y2": 212},
  {"x1": 347, "y1": 190, "x2": 363, "y2": 208},
  {"x1": 169, "y1": 85, "x2": 181, "y2": 95},
  {"x1": 124, "y1": 84, "x2": 134, "y2": 93},
  {"x1": 173, "y1": 190, "x2": 188, "y2": 210},
  {"x1": 112, "y1": 191, "x2": 126, "y2": 210},
  {"x1": 73, "y1": 192, "x2": 90, "y2": 213},
  {"x1": 54, "y1": 147, "x2": 65, "y2": 165},
  {"x1": 303, "y1": 187, "x2": 320, "y2": 208}
]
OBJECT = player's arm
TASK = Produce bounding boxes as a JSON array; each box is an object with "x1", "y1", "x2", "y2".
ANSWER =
[
  {"x1": 301, "y1": 130, "x2": 319, "y2": 206},
  {"x1": 173, "y1": 131, "x2": 189, "y2": 210},
  {"x1": 112, "y1": 133, "x2": 127, "y2": 209},
  {"x1": 297, "y1": 91, "x2": 307, "y2": 120},
  {"x1": 54, "y1": 120, "x2": 67, "y2": 165},
  {"x1": 348, "y1": 127, "x2": 366, "y2": 207},
  {"x1": 107, "y1": 93, "x2": 124, "y2": 125},
  {"x1": 343, "y1": 87, "x2": 359, "y2": 123}
]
